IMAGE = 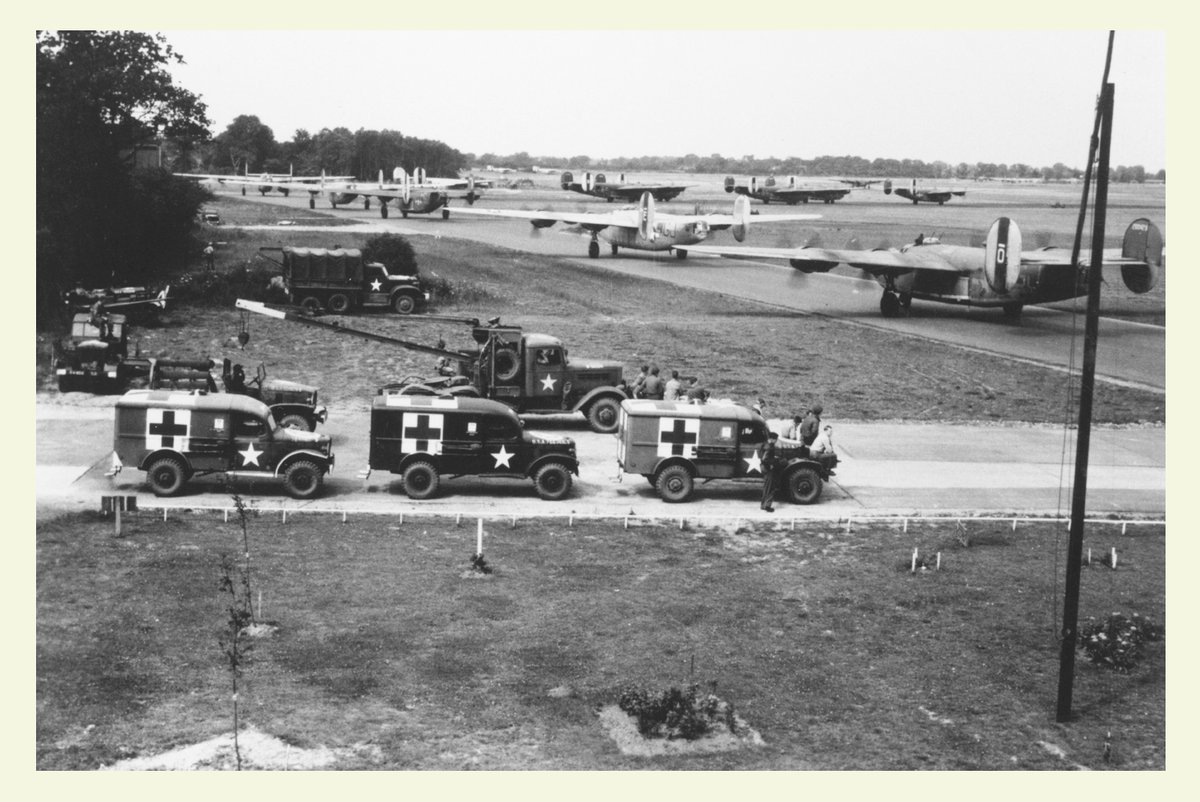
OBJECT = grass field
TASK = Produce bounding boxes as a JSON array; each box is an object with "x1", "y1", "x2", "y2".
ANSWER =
[{"x1": 35, "y1": 509, "x2": 1165, "y2": 770}]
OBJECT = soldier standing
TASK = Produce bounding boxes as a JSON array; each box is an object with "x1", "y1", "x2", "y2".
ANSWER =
[
  {"x1": 641, "y1": 366, "x2": 664, "y2": 400},
  {"x1": 760, "y1": 430, "x2": 782, "y2": 512},
  {"x1": 204, "y1": 242, "x2": 215, "y2": 270},
  {"x1": 801, "y1": 404, "x2": 823, "y2": 446}
]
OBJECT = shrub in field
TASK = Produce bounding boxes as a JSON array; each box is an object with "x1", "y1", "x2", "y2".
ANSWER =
[
  {"x1": 171, "y1": 264, "x2": 286, "y2": 307},
  {"x1": 618, "y1": 682, "x2": 736, "y2": 740},
  {"x1": 1078, "y1": 612, "x2": 1164, "y2": 672},
  {"x1": 423, "y1": 271, "x2": 490, "y2": 307}
]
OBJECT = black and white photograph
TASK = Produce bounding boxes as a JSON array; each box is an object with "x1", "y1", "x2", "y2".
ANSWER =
[{"x1": 33, "y1": 13, "x2": 1170, "y2": 773}]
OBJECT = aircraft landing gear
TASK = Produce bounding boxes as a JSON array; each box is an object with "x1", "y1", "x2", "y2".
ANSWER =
[
  {"x1": 588, "y1": 238, "x2": 600, "y2": 259},
  {"x1": 611, "y1": 243, "x2": 619, "y2": 255},
  {"x1": 309, "y1": 197, "x2": 315, "y2": 209},
  {"x1": 880, "y1": 290, "x2": 902, "y2": 318},
  {"x1": 1002, "y1": 302, "x2": 1024, "y2": 319},
  {"x1": 675, "y1": 248, "x2": 688, "y2": 259},
  {"x1": 441, "y1": 208, "x2": 450, "y2": 219},
  {"x1": 899, "y1": 292, "x2": 912, "y2": 312},
  {"x1": 380, "y1": 203, "x2": 389, "y2": 219},
  {"x1": 364, "y1": 198, "x2": 371, "y2": 210}
]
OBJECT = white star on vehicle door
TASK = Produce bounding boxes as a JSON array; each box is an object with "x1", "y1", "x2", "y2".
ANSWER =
[
  {"x1": 491, "y1": 445, "x2": 514, "y2": 468},
  {"x1": 240, "y1": 443, "x2": 263, "y2": 466},
  {"x1": 540, "y1": 375, "x2": 557, "y2": 391},
  {"x1": 743, "y1": 450, "x2": 763, "y2": 474}
]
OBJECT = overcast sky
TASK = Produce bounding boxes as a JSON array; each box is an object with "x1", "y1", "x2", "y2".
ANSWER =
[{"x1": 159, "y1": 29, "x2": 1166, "y2": 172}]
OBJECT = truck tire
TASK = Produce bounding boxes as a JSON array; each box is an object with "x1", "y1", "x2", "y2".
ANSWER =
[
  {"x1": 402, "y1": 460, "x2": 440, "y2": 500},
  {"x1": 282, "y1": 459, "x2": 323, "y2": 499},
  {"x1": 533, "y1": 462, "x2": 573, "y2": 501},
  {"x1": 655, "y1": 464, "x2": 694, "y2": 503},
  {"x1": 278, "y1": 413, "x2": 311, "y2": 431},
  {"x1": 146, "y1": 456, "x2": 187, "y2": 497},
  {"x1": 493, "y1": 347, "x2": 520, "y2": 381},
  {"x1": 328, "y1": 293, "x2": 352, "y2": 314},
  {"x1": 392, "y1": 294, "x2": 416, "y2": 315},
  {"x1": 585, "y1": 397, "x2": 621, "y2": 433},
  {"x1": 785, "y1": 465, "x2": 823, "y2": 505},
  {"x1": 299, "y1": 296, "x2": 322, "y2": 314}
]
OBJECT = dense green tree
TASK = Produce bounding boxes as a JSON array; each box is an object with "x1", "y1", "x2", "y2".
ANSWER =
[
  {"x1": 361, "y1": 233, "x2": 418, "y2": 276},
  {"x1": 37, "y1": 30, "x2": 211, "y2": 320},
  {"x1": 212, "y1": 114, "x2": 278, "y2": 174}
]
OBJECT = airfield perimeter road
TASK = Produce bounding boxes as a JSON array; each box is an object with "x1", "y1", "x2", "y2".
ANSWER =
[
  {"x1": 36, "y1": 401, "x2": 1165, "y2": 521},
  {"x1": 234, "y1": 184, "x2": 1166, "y2": 393}
]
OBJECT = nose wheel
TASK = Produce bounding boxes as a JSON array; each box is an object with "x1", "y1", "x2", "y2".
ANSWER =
[{"x1": 588, "y1": 237, "x2": 600, "y2": 259}]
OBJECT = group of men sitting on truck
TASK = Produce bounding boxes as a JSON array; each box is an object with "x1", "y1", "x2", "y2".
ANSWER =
[
  {"x1": 785, "y1": 404, "x2": 834, "y2": 456},
  {"x1": 627, "y1": 364, "x2": 709, "y2": 404}
]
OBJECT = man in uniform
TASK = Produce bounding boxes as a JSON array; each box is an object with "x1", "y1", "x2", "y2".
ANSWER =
[
  {"x1": 760, "y1": 430, "x2": 782, "y2": 512},
  {"x1": 801, "y1": 404, "x2": 823, "y2": 447}
]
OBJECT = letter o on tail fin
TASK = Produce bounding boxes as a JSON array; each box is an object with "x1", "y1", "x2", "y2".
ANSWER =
[
  {"x1": 984, "y1": 217, "x2": 1021, "y2": 294},
  {"x1": 1120, "y1": 218, "x2": 1163, "y2": 294},
  {"x1": 732, "y1": 195, "x2": 750, "y2": 242}
]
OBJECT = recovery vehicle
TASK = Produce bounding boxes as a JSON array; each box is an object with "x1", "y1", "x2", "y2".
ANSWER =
[
  {"x1": 259, "y1": 246, "x2": 427, "y2": 315},
  {"x1": 235, "y1": 298, "x2": 629, "y2": 433},
  {"x1": 52, "y1": 312, "x2": 150, "y2": 393}
]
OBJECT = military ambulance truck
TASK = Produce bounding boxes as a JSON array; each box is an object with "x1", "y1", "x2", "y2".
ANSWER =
[
  {"x1": 617, "y1": 399, "x2": 837, "y2": 504},
  {"x1": 112, "y1": 390, "x2": 334, "y2": 498},
  {"x1": 366, "y1": 394, "x2": 578, "y2": 500}
]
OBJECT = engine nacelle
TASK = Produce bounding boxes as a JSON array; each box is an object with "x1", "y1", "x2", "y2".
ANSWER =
[
  {"x1": 882, "y1": 179, "x2": 893, "y2": 195},
  {"x1": 1120, "y1": 218, "x2": 1164, "y2": 294},
  {"x1": 984, "y1": 217, "x2": 1021, "y2": 294},
  {"x1": 723, "y1": 176, "x2": 737, "y2": 193},
  {"x1": 789, "y1": 258, "x2": 837, "y2": 273},
  {"x1": 531, "y1": 219, "x2": 557, "y2": 229},
  {"x1": 331, "y1": 193, "x2": 358, "y2": 205}
]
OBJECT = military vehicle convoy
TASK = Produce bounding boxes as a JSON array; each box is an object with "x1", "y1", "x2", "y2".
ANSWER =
[
  {"x1": 235, "y1": 299, "x2": 630, "y2": 433},
  {"x1": 617, "y1": 399, "x2": 838, "y2": 503},
  {"x1": 111, "y1": 390, "x2": 335, "y2": 498},
  {"x1": 366, "y1": 394, "x2": 578, "y2": 500},
  {"x1": 260, "y1": 246, "x2": 428, "y2": 315}
]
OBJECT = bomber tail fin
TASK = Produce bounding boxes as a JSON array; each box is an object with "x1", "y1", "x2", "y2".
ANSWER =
[
  {"x1": 1119, "y1": 218, "x2": 1164, "y2": 293},
  {"x1": 731, "y1": 194, "x2": 751, "y2": 242},
  {"x1": 637, "y1": 192, "x2": 656, "y2": 241},
  {"x1": 723, "y1": 176, "x2": 737, "y2": 193},
  {"x1": 984, "y1": 217, "x2": 1022, "y2": 294}
]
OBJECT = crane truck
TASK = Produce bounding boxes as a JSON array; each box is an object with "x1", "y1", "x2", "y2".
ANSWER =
[{"x1": 235, "y1": 299, "x2": 629, "y2": 433}]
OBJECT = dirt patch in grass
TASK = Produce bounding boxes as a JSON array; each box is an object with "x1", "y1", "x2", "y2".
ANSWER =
[{"x1": 37, "y1": 511, "x2": 1165, "y2": 769}]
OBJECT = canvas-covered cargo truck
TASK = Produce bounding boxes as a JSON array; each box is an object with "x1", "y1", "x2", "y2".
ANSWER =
[
  {"x1": 111, "y1": 390, "x2": 334, "y2": 499},
  {"x1": 268, "y1": 247, "x2": 427, "y2": 315},
  {"x1": 616, "y1": 399, "x2": 837, "y2": 503}
]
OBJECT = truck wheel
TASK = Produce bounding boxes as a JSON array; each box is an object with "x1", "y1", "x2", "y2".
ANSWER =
[
  {"x1": 655, "y1": 464, "x2": 694, "y2": 503},
  {"x1": 282, "y1": 459, "x2": 324, "y2": 499},
  {"x1": 586, "y1": 397, "x2": 621, "y2": 434},
  {"x1": 299, "y1": 296, "x2": 322, "y2": 314},
  {"x1": 785, "y1": 465, "x2": 823, "y2": 505},
  {"x1": 328, "y1": 293, "x2": 352, "y2": 314},
  {"x1": 56, "y1": 375, "x2": 74, "y2": 393},
  {"x1": 533, "y1": 462, "x2": 573, "y2": 501},
  {"x1": 493, "y1": 347, "x2": 520, "y2": 381},
  {"x1": 278, "y1": 413, "x2": 311, "y2": 431},
  {"x1": 392, "y1": 294, "x2": 416, "y2": 315},
  {"x1": 402, "y1": 460, "x2": 440, "y2": 500},
  {"x1": 146, "y1": 457, "x2": 187, "y2": 497}
]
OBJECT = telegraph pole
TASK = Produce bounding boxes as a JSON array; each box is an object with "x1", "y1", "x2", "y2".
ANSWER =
[{"x1": 1056, "y1": 38, "x2": 1115, "y2": 722}]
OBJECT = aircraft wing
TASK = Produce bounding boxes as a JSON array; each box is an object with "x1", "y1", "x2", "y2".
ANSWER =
[
  {"x1": 449, "y1": 205, "x2": 637, "y2": 230},
  {"x1": 684, "y1": 244, "x2": 966, "y2": 275},
  {"x1": 603, "y1": 184, "x2": 691, "y2": 201},
  {"x1": 696, "y1": 211, "x2": 822, "y2": 231}
]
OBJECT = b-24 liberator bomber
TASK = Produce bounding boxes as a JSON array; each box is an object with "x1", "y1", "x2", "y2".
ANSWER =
[
  {"x1": 560, "y1": 170, "x2": 691, "y2": 203},
  {"x1": 685, "y1": 216, "x2": 1163, "y2": 319}
]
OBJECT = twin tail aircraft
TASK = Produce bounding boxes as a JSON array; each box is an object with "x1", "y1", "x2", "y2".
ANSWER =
[
  {"x1": 449, "y1": 192, "x2": 819, "y2": 259},
  {"x1": 685, "y1": 217, "x2": 1163, "y2": 319},
  {"x1": 559, "y1": 171, "x2": 691, "y2": 203}
]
